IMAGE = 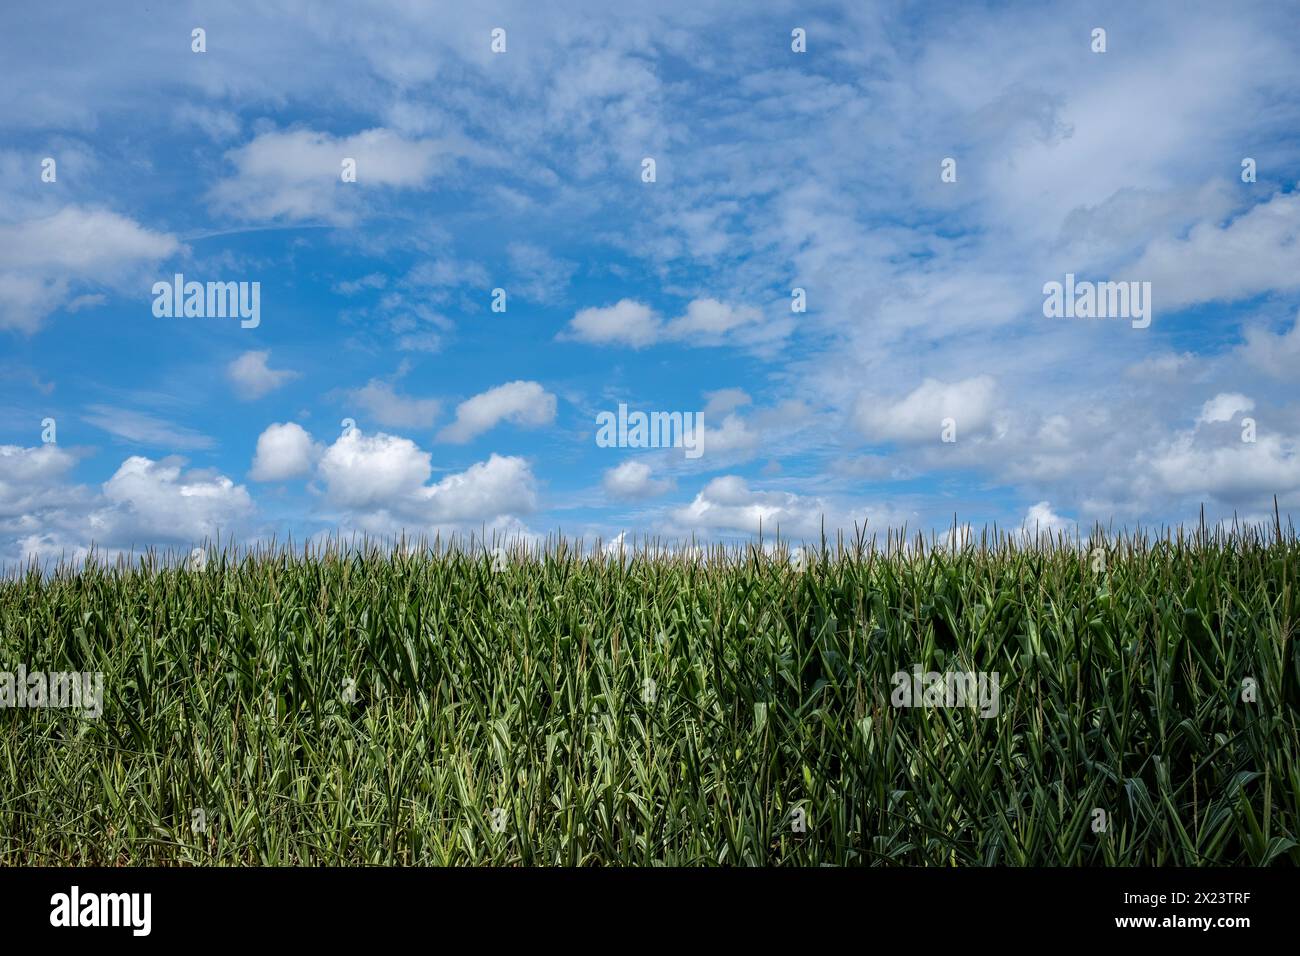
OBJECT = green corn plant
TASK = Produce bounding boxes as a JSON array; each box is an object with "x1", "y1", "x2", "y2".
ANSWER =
[{"x1": 0, "y1": 522, "x2": 1296, "y2": 866}]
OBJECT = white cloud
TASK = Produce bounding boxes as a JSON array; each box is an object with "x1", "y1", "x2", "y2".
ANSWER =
[
  {"x1": 671, "y1": 475, "x2": 883, "y2": 540},
  {"x1": 8, "y1": 533, "x2": 92, "y2": 568},
  {"x1": 438, "y1": 381, "x2": 556, "y2": 443},
  {"x1": 0, "y1": 442, "x2": 78, "y2": 488},
  {"x1": 414, "y1": 453, "x2": 538, "y2": 523},
  {"x1": 249, "y1": 422, "x2": 318, "y2": 482},
  {"x1": 602, "y1": 460, "x2": 672, "y2": 500},
  {"x1": 316, "y1": 428, "x2": 537, "y2": 531},
  {"x1": 347, "y1": 378, "x2": 440, "y2": 429},
  {"x1": 1238, "y1": 310, "x2": 1300, "y2": 379},
  {"x1": 0, "y1": 207, "x2": 180, "y2": 333},
  {"x1": 1149, "y1": 433, "x2": 1300, "y2": 501},
  {"x1": 702, "y1": 388, "x2": 752, "y2": 419},
  {"x1": 562, "y1": 299, "x2": 661, "y2": 348},
  {"x1": 334, "y1": 273, "x2": 388, "y2": 296},
  {"x1": 96, "y1": 456, "x2": 255, "y2": 546},
  {"x1": 664, "y1": 298, "x2": 762, "y2": 338},
  {"x1": 81, "y1": 405, "x2": 214, "y2": 451},
  {"x1": 506, "y1": 242, "x2": 575, "y2": 304},
  {"x1": 1125, "y1": 352, "x2": 1197, "y2": 382},
  {"x1": 0, "y1": 206, "x2": 179, "y2": 272},
  {"x1": 602, "y1": 530, "x2": 629, "y2": 555},
  {"x1": 561, "y1": 298, "x2": 772, "y2": 349},
  {"x1": 174, "y1": 104, "x2": 241, "y2": 141},
  {"x1": 685, "y1": 399, "x2": 817, "y2": 470},
  {"x1": 0, "y1": 275, "x2": 59, "y2": 334},
  {"x1": 2, "y1": 445, "x2": 255, "y2": 561},
  {"x1": 1127, "y1": 189, "x2": 1300, "y2": 312},
  {"x1": 1022, "y1": 501, "x2": 1071, "y2": 535},
  {"x1": 226, "y1": 350, "x2": 300, "y2": 401},
  {"x1": 855, "y1": 377, "x2": 998, "y2": 444},
  {"x1": 318, "y1": 430, "x2": 433, "y2": 509},
  {"x1": 211, "y1": 128, "x2": 449, "y2": 224},
  {"x1": 1197, "y1": 393, "x2": 1254, "y2": 425},
  {"x1": 833, "y1": 454, "x2": 906, "y2": 481},
  {"x1": 0, "y1": 444, "x2": 86, "y2": 522},
  {"x1": 5, "y1": 2, "x2": 1300, "y2": 545},
  {"x1": 700, "y1": 413, "x2": 761, "y2": 458}
]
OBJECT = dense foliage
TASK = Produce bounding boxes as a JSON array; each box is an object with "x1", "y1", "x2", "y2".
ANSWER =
[{"x1": 2, "y1": 527, "x2": 1297, "y2": 865}]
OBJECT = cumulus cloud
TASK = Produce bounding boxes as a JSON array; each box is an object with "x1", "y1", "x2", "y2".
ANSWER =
[
  {"x1": 1148, "y1": 433, "x2": 1300, "y2": 502},
  {"x1": 346, "y1": 378, "x2": 440, "y2": 429},
  {"x1": 1, "y1": 444, "x2": 258, "y2": 562},
  {"x1": 684, "y1": 398, "x2": 817, "y2": 470},
  {"x1": 562, "y1": 299, "x2": 661, "y2": 348},
  {"x1": 1197, "y1": 393, "x2": 1254, "y2": 425},
  {"x1": 96, "y1": 456, "x2": 255, "y2": 545},
  {"x1": 174, "y1": 104, "x2": 241, "y2": 141},
  {"x1": 561, "y1": 298, "x2": 770, "y2": 348},
  {"x1": 602, "y1": 461, "x2": 672, "y2": 500},
  {"x1": 226, "y1": 350, "x2": 300, "y2": 400},
  {"x1": 0, "y1": 442, "x2": 78, "y2": 489},
  {"x1": 316, "y1": 428, "x2": 537, "y2": 530},
  {"x1": 0, "y1": 444, "x2": 91, "y2": 566},
  {"x1": 702, "y1": 388, "x2": 752, "y2": 419},
  {"x1": 318, "y1": 430, "x2": 432, "y2": 509},
  {"x1": 5, "y1": 2, "x2": 1300, "y2": 547},
  {"x1": 602, "y1": 530, "x2": 630, "y2": 556},
  {"x1": 0, "y1": 206, "x2": 180, "y2": 333},
  {"x1": 700, "y1": 413, "x2": 761, "y2": 459},
  {"x1": 414, "y1": 454, "x2": 538, "y2": 523},
  {"x1": 855, "y1": 377, "x2": 998, "y2": 444},
  {"x1": 0, "y1": 207, "x2": 177, "y2": 271},
  {"x1": 671, "y1": 475, "x2": 887, "y2": 540},
  {"x1": 210, "y1": 128, "x2": 450, "y2": 224},
  {"x1": 1238, "y1": 310, "x2": 1300, "y2": 379},
  {"x1": 437, "y1": 381, "x2": 556, "y2": 443},
  {"x1": 1022, "y1": 501, "x2": 1072, "y2": 535},
  {"x1": 0, "y1": 443, "x2": 86, "y2": 524},
  {"x1": 249, "y1": 422, "x2": 318, "y2": 481},
  {"x1": 663, "y1": 298, "x2": 762, "y2": 339},
  {"x1": 1127, "y1": 189, "x2": 1300, "y2": 312}
]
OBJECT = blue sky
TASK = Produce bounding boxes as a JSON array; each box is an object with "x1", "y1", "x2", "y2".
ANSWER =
[{"x1": 2, "y1": 0, "x2": 1299, "y2": 564}]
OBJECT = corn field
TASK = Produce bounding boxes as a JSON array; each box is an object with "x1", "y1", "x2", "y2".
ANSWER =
[{"x1": 1, "y1": 524, "x2": 1297, "y2": 866}]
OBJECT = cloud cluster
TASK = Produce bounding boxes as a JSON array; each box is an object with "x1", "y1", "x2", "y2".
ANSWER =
[
  {"x1": 317, "y1": 428, "x2": 537, "y2": 531},
  {"x1": 668, "y1": 475, "x2": 903, "y2": 541},
  {"x1": 0, "y1": 206, "x2": 179, "y2": 333},
  {"x1": 602, "y1": 460, "x2": 672, "y2": 500},
  {"x1": 561, "y1": 297, "x2": 770, "y2": 349},
  {"x1": 0, "y1": 443, "x2": 254, "y2": 565},
  {"x1": 438, "y1": 381, "x2": 557, "y2": 443},
  {"x1": 210, "y1": 128, "x2": 451, "y2": 225},
  {"x1": 249, "y1": 423, "x2": 541, "y2": 536},
  {"x1": 3, "y1": 1, "x2": 1300, "y2": 554},
  {"x1": 227, "y1": 350, "x2": 299, "y2": 401},
  {"x1": 855, "y1": 377, "x2": 999, "y2": 444}
]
